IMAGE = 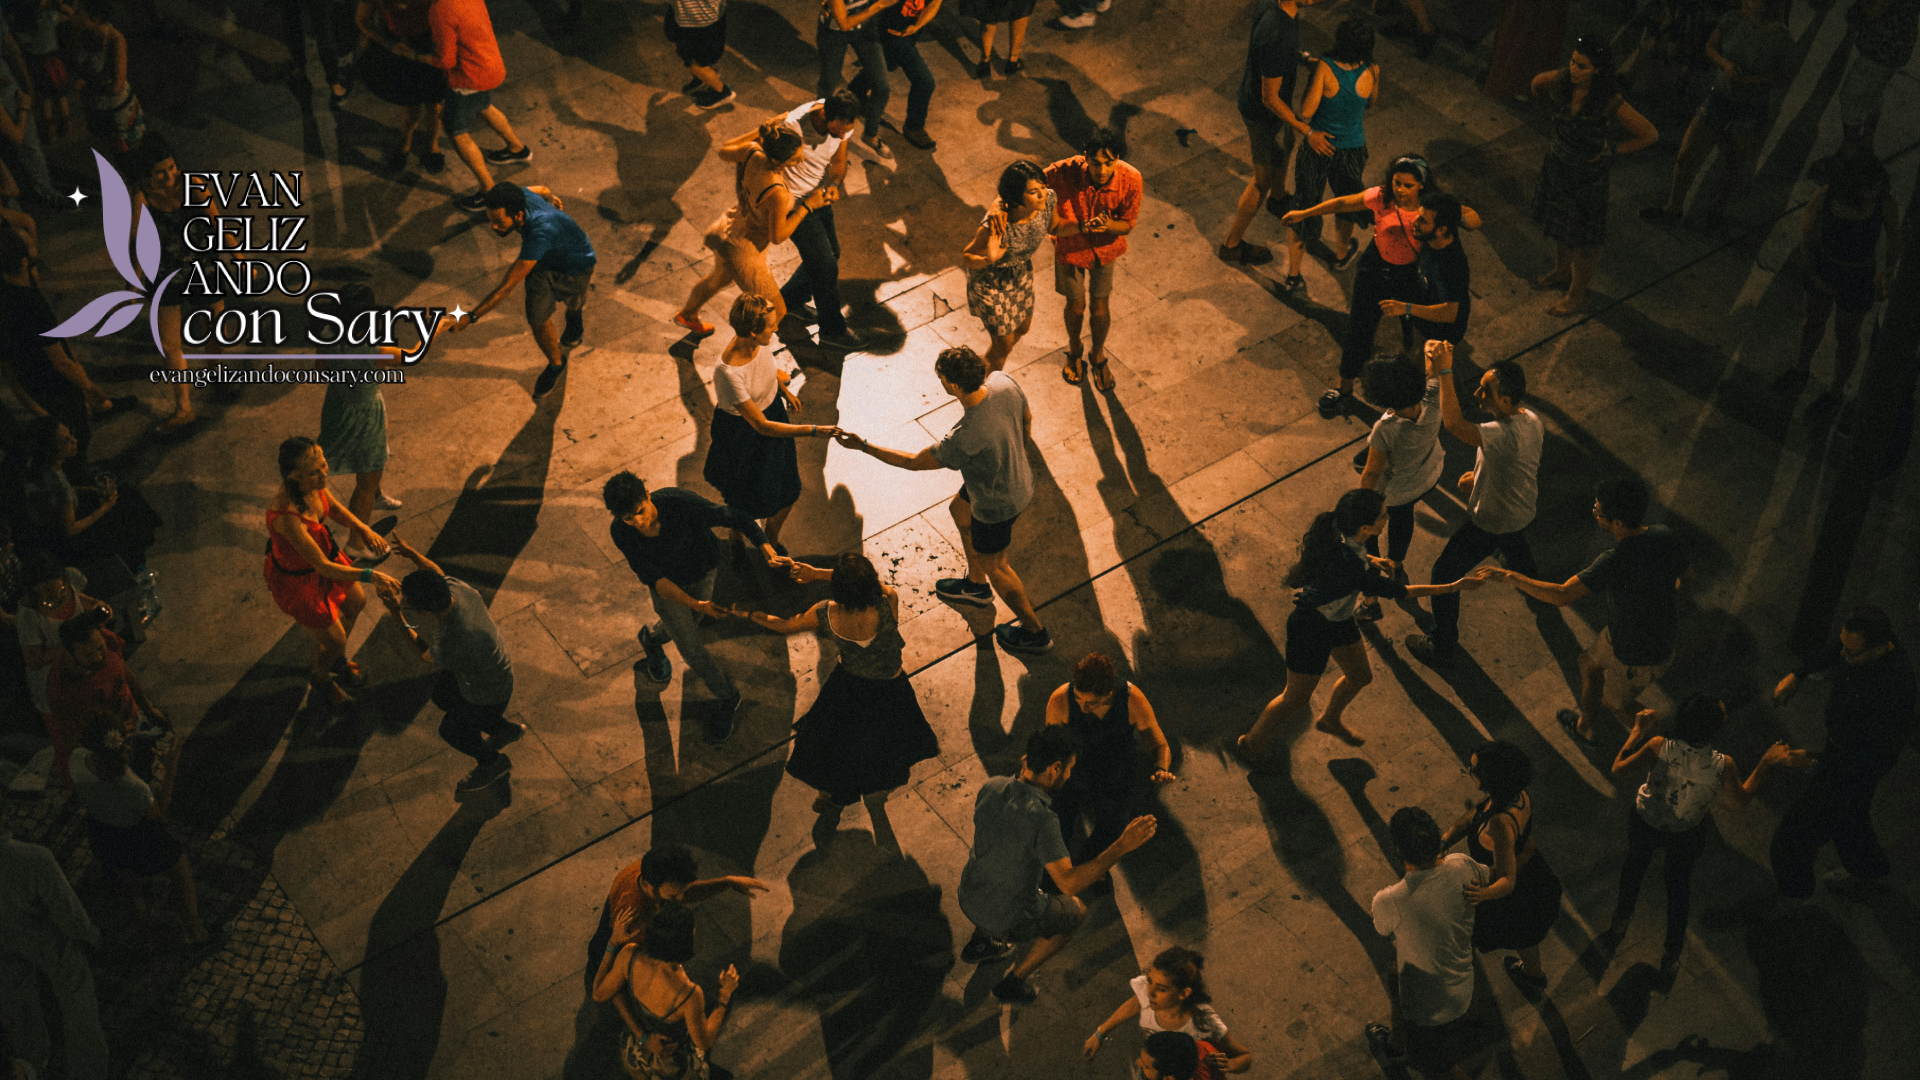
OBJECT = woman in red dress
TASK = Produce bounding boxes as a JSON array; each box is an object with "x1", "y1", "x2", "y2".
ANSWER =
[{"x1": 265, "y1": 436, "x2": 399, "y2": 704}]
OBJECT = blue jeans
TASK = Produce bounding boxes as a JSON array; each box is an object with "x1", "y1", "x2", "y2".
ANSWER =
[
  {"x1": 873, "y1": 32, "x2": 936, "y2": 133},
  {"x1": 817, "y1": 24, "x2": 888, "y2": 136},
  {"x1": 780, "y1": 206, "x2": 848, "y2": 334}
]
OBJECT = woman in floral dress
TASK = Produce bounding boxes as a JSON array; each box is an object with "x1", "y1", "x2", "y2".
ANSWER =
[{"x1": 961, "y1": 159, "x2": 1059, "y2": 372}]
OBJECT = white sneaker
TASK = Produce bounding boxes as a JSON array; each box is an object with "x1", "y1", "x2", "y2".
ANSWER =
[
  {"x1": 375, "y1": 491, "x2": 404, "y2": 509},
  {"x1": 1051, "y1": 11, "x2": 1097, "y2": 28}
]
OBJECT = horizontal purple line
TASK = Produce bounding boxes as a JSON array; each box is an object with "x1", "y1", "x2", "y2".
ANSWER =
[{"x1": 183, "y1": 353, "x2": 393, "y2": 359}]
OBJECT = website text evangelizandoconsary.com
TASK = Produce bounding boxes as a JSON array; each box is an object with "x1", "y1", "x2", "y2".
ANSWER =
[{"x1": 150, "y1": 365, "x2": 408, "y2": 388}]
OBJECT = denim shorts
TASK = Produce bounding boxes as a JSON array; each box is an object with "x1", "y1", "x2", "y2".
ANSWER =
[{"x1": 443, "y1": 87, "x2": 494, "y2": 136}]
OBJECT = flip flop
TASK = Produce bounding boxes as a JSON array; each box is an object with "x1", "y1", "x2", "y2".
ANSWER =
[
  {"x1": 1090, "y1": 355, "x2": 1115, "y2": 392},
  {"x1": 1062, "y1": 351, "x2": 1086, "y2": 385}
]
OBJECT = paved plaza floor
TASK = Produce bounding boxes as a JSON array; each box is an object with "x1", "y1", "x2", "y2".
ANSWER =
[{"x1": 5, "y1": 0, "x2": 1920, "y2": 1077}]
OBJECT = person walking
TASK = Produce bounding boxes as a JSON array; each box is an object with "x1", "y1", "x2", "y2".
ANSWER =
[
  {"x1": 70, "y1": 736, "x2": 209, "y2": 946},
  {"x1": 278, "y1": 0, "x2": 357, "y2": 107},
  {"x1": 1282, "y1": 17, "x2": 1377, "y2": 292},
  {"x1": 1608, "y1": 695, "x2": 1792, "y2": 970},
  {"x1": 817, "y1": 0, "x2": 898, "y2": 159},
  {"x1": 1239, "y1": 488, "x2": 1483, "y2": 764},
  {"x1": 869, "y1": 0, "x2": 939, "y2": 150},
  {"x1": 453, "y1": 183, "x2": 596, "y2": 399},
  {"x1": 703, "y1": 295, "x2": 835, "y2": 552},
  {"x1": 265, "y1": 437, "x2": 398, "y2": 706},
  {"x1": 1640, "y1": 0, "x2": 1792, "y2": 229},
  {"x1": 1084, "y1": 946, "x2": 1254, "y2": 1076},
  {"x1": 380, "y1": 535, "x2": 525, "y2": 796},
  {"x1": 1440, "y1": 740, "x2": 1562, "y2": 994},
  {"x1": 353, "y1": 0, "x2": 448, "y2": 172},
  {"x1": 1777, "y1": 144, "x2": 1902, "y2": 419},
  {"x1": 665, "y1": 0, "x2": 736, "y2": 109},
  {"x1": 1045, "y1": 127, "x2": 1141, "y2": 391},
  {"x1": 1365, "y1": 807, "x2": 1490, "y2": 1080},
  {"x1": 1219, "y1": 0, "x2": 1315, "y2": 267},
  {"x1": 776, "y1": 91, "x2": 867, "y2": 351},
  {"x1": 962, "y1": 0, "x2": 1035, "y2": 78},
  {"x1": 591, "y1": 902, "x2": 739, "y2": 1080},
  {"x1": 602, "y1": 471, "x2": 780, "y2": 743},
  {"x1": 961, "y1": 159, "x2": 1058, "y2": 372},
  {"x1": 834, "y1": 346, "x2": 1051, "y2": 655},
  {"x1": 1528, "y1": 36, "x2": 1658, "y2": 315},
  {"x1": 1768, "y1": 606, "x2": 1916, "y2": 898},
  {"x1": 315, "y1": 286, "x2": 406, "y2": 558},
  {"x1": 742, "y1": 552, "x2": 940, "y2": 819},
  {"x1": 414, "y1": 0, "x2": 530, "y2": 212},
  {"x1": 1405, "y1": 343, "x2": 1542, "y2": 667},
  {"x1": 676, "y1": 122, "x2": 831, "y2": 337},
  {"x1": 957, "y1": 726, "x2": 1157, "y2": 1003},
  {"x1": 1044, "y1": 652, "x2": 1176, "y2": 889},
  {"x1": 1480, "y1": 477, "x2": 1690, "y2": 743},
  {"x1": 0, "y1": 802, "x2": 109, "y2": 1080},
  {"x1": 1355, "y1": 358, "x2": 1444, "y2": 593}
]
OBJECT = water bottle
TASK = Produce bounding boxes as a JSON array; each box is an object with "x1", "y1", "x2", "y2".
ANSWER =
[{"x1": 135, "y1": 567, "x2": 162, "y2": 623}]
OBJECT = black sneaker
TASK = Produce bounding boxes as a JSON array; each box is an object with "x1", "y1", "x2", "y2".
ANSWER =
[
  {"x1": 533, "y1": 359, "x2": 567, "y2": 398},
  {"x1": 704, "y1": 696, "x2": 740, "y2": 744},
  {"x1": 1355, "y1": 599, "x2": 1383, "y2": 622},
  {"x1": 1365, "y1": 1023, "x2": 1408, "y2": 1066},
  {"x1": 817, "y1": 327, "x2": 867, "y2": 351},
  {"x1": 691, "y1": 84, "x2": 737, "y2": 109},
  {"x1": 682, "y1": 77, "x2": 704, "y2": 94},
  {"x1": 1282, "y1": 273, "x2": 1305, "y2": 293},
  {"x1": 484, "y1": 144, "x2": 532, "y2": 165},
  {"x1": 488, "y1": 722, "x2": 527, "y2": 750},
  {"x1": 1404, "y1": 633, "x2": 1457, "y2": 667},
  {"x1": 1218, "y1": 241, "x2": 1274, "y2": 266},
  {"x1": 935, "y1": 577, "x2": 993, "y2": 607},
  {"x1": 960, "y1": 933, "x2": 1014, "y2": 964},
  {"x1": 994, "y1": 624, "x2": 1054, "y2": 656},
  {"x1": 561, "y1": 310, "x2": 585, "y2": 348},
  {"x1": 454, "y1": 190, "x2": 489, "y2": 213},
  {"x1": 992, "y1": 974, "x2": 1038, "y2": 1003},
  {"x1": 1318, "y1": 389, "x2": 1352, "y2": 420},
  {"x1": 639, "y1": 634, "x2": 672, "y2": 684},
  {"x1": 456, "y1": 755, "x2": 512, "y2": 794},
  {"x1": 902, "y1": 127, "x2": 936, "y2": 150}
]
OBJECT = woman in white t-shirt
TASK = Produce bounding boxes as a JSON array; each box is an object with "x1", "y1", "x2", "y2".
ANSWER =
[
  {"x1": 1356, "y1": 358, "x2": 1444, "y2": 617},
  {"x1": 1609, "y1": 693, "x2": 1793, "y2": 969},
  {"x1": 1084, "y1": 947, "x2": 1252, "y2": 1078},
  {"x1": 701, "y1": 294, "x2": 840, "y2": 551}
]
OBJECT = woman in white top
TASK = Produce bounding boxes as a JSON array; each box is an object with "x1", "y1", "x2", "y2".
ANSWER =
[
  {"x1": 700, "y1": 295, "x2": 840, "y2": 552},
  {"x1": 1610, "y1": 694, "x2": 1793, "y2": 968},
  {"x1": 1084, "y1": 947, "x2": 1252, "y2": 1078},
  {"x1": 1356, "y1": 358, "x2": 1444, "y2": 616}
]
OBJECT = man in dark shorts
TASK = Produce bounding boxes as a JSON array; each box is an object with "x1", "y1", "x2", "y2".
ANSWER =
[
  {"x1": 1398, "y1": 192, "x2": 1472, "y2": 348},
  {"x1": 956, "y1": 726, "x2": 1157, "y2": 1002},
  {"x1": 667, "y1": 0, "x2": 736, "y2": 109},
  {"x1": 418, "y1": 0, "x2": 530, "y2": 211},
  {"x1": 451, "y1": 183, "x2": 597, "y2": 399},
  {"x1": 1219, "y1": 0, "x2": 1318, "y2": 266},
  {"x1": 836, "y1": 346, "x2": 1052, "y2": 655},
  {"x1": 1481, "y1": 477, "x2": 1689, "y2": 741}
]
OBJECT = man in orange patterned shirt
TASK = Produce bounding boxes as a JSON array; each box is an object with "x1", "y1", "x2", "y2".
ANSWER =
[{"x1": 1044, "y1": 128, "x2": 1142, "y2": 392}]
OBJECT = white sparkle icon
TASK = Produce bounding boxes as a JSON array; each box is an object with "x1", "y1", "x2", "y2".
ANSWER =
[
  {"x1": 67, "y1": 188, "x2": 88, "y2": 206},
  {"x1": 450, "y1": 304, "x2": 469, "y2": 321}
]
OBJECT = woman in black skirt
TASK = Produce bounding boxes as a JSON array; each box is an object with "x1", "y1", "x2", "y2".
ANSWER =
[
  {"x1": 739, "y1": 552, "x2": 939, "y2": 819},
  {"x1": 702, "y1": 294, "x2": 838, "y2": 553},
  {"x1": 353, "y1": 0, "x2": 448, "y2": 171},
  {"x1": 1442, "y1": 740, "x2": 1563, "y2": 992},
  {"x1": 1238, "y1": 488, "x2": 1483, "y2": 765}
]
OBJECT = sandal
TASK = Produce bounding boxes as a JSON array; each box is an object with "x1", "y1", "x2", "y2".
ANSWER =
[
  {"x1": 1062, "y1": 351, "x2": 1086, "y2": 385},
  {"x1": 674, "y1": 312, "x2": 715, "y2": 337},
  {"x1": 1089, "y1": 354, "x2": 1115, "y2": 392}
]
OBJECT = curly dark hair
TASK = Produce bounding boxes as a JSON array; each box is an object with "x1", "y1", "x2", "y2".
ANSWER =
[{"x1": 828, "y1": 552, "x2": 886, "y2": 610}]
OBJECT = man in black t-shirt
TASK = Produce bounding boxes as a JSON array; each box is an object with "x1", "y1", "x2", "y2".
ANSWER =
[
  {"x1": 1480, "y1": 478, "x2": 1690, "y2": 742},
  {"x1": 0, "y1": 225, "x2": 122, "y2": 471},
  {"x1": 1396, "y1": 192, "x2": 1471, "y2": 346},
  {"x1": 1219, "y1": 0, "x2": 1318, "y2": 266}
]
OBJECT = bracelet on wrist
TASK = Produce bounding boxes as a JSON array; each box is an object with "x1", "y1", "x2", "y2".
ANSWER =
[
  {"x1": 359, "y1": 568, "x2": 373, "y2": 582},
  {"x1": 1436, "y1": 368, "x2": 1453, "y2": 375}
]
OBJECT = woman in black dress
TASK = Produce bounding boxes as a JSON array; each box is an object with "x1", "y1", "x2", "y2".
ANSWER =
[
  {"x1": 1043, "y1": 652, "x2": 1176, "y2": 889},
  {"x1": 1441, "y1": 740, "x2": 1563, "y2": 992},
  {"x1": 1528, "y1": 37, "x2": 1657, "y2": 315},
  {"x1": 741, "y1": 552, "x2": 939, "y2": 819},
  {"x1": 353, "y1": 0, "x2": 449, "y2": 171}
]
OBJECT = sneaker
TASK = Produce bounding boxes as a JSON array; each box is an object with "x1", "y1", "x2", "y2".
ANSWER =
[
  {"x1": 974, "y1": 59, "x2": 992, "y2": 79},
  {"x1": 682, "y1": 77, "x2": 704, "y2": 94},
  {"x1": 561, "y1": 310, "x2": 585, "y2": 348},
  {"x1": 421, "y1": 151, "x2": 447, "y2": 174},
  {"x1": 858, "y1": 136, "x2": 893, "y2": 161},
  {"x1": 483, "y1": 144, "x2": 532, "y2": 165},
  {"x1": 935, "y1": 577, "x2": 994, "y2": 607},
  {"x1": 533, "y1": 359, "x2": 567, "y2": 399},
  {"x1": 960, "y1": 934, "x2": 1014, "y2": 965},
  {"x1": 456, "y1": 755, "x2": 512, "y2": 794},
  {"x1": 1218, "y1": 242, "x2": 1274, "y2": 266},
  {"x1": 994, "y1": 624, "x2": 1054, "y2": 655},
  {"x1": 639, "y1": 634, "x2": 673, "y2": 684},
  {"x1": 1048, "y1": 12, "x2": 1097, "y2": 29},
  {"x1": 817, "y1": 327, "x2": 867, "y2": 351},
  {"x1": 691, "y1": 84, "x2": 737, "y2": 109},
  {"x1": 375, "y1": 491, "x2": 404, "y2": 509},
  {"x1": 1404, "y1": 633, "x2": 1457, "y2": 667},
  {"x1": 1365, "y1": 1023, "x2": 1409, "y2": 1066},
  {"x1": 1318, "y1": 389, "x2": 1352, "y2": 419},
  {"x1": 454, "y1": 190, "x2": 489, "y2": 213},
  {"x1": 1281, "y1": 273, "x2": 1305, "y2": 293},
  {"x1": 992, "y1": 974, "x2": 1039, "y2": 1003},
  {"x1": 674, "y1": 313, "x2": 716, "y2": 338},
  {"x1": 489, "y1": 722, "x2": 527, "y2": 750},
  {"x1": 902, "y1": 127, "x2": 937, "y2": 150},
  {"x1": 1503, "y1": 956, "x2": 1547, "y2": 995},
  {"x1": 704, "y1": 696, "x2": 740, "y2": 744},
  {"x1": 1001, "y1": 57, "x2": 1024, "y2": 75}
]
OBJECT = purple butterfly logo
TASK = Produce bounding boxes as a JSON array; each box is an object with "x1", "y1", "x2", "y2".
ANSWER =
[{"x1": 44, "y1": 150, "x2": 180, "y2": 355}]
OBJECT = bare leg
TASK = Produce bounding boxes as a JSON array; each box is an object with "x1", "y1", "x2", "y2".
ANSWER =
[
  {"x1": 1087, "y1": 297, "x2": 1111, "y2": 364},
  {"x1": 1574, "y1": 650, "x2": 1610, "y2": 740},
  {"x1": 949, "y1": 495, "x2": 1042, "y2": 629},
  {"x1": 1009, "y1": 17, "x2": 1029, "y2": 60},
  {"x1": 1313, "y1": 642, "x2": 1373, "y2": 745},
  {"x1": 1241, "y1": 669, "x2": 1323, "y2": 761},
  {"x1": 1222, "y1": 163, "x2": 1279, "y2": 249},
  {"x1": 689, "y1": 63, "x2": 724, "y2": 92},
  {"x1": 979, "y1": 23, "x2": 997, "y2": 62},
  {"x1": 533, "y1": 312, "x2": 564, "y2": 368},
  {"x1": 451, "y1": 132, "x2": 495, "y2": 191},
  {"x1": 173, "y1": 852, "x2": 208, "y2": 943},
  {"x1": 1659, "y1": 114, "x2": 1713, "y2": 214},
  {"x1": 348, "y1": 470, "x2": 382, "y2": 529},
  {"x1": 301, "y1": 618, "x2": 350, "y2": 702},
  {"x1": 762, "y1": 505, "x2": 793, "y2": 547},
  {"x1": 680, "y1": 261, "x2": 734, "y2": 323},
  {"x1": 1516, "y1": 945, "x2": 1545, "y2": 979},
  {"x1": 984, "y1": 324, "x2": 1026, "y2": 371},
  {"x1": 399, "y1": 105, "x2": 421, "y2": 154},
  {"x1": 1063, "y1": 298, "x2": 1087, "y2": 361},
  {"x1": 478, "y1": 104, "x2": 526, "y2": 154},
  {"x1": 1009, "y1": 909, "x2": 1080, "y2": 979},
  {"x1": 1534, "y1": 244, "x2": 1572, "y2": 290},
  {"x1": 425, "y1": 103, "x2": 445, "y2": 154},
  {"x1": 1551, "y1": 246, "x2": 1598, "y2": 313},
  {"x1": 1403, "y1": 0, "x2": 1436, "y2": 34}
]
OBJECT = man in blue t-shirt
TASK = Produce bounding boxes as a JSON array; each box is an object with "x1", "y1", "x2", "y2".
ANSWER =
[{"x1": 451, "y1": 182, "x2": 599, "y2": 398}]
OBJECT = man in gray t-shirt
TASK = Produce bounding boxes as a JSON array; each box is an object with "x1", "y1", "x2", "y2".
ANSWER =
[
  {"x1": 380, "y1": 536, "x2": 525, "y2": 795},
  {"x1": 838, "y1": 347, "x2": 1053, "y2": 656}
]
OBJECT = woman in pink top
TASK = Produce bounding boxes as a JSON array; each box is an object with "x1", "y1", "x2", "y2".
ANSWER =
[{"x1": 1282, "y1": 155, "x2": 1480, "y2": 418}]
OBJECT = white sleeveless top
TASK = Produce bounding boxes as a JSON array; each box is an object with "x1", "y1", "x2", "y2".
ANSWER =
[{"x1": 1635, "y1": 739, "x2": 1730, "y2": 832}]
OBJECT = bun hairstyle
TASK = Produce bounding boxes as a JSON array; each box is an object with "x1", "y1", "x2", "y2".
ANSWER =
[
  {"x1": 1150, "y1": 947, "x2": 1213, "y2": 1006},
  {"x1": 729, "y1": 293, "x2": 776, "y2": 338},
  {"x1": 1283, "y1": 488, "x2": 1388, "y2": 589},
  {"x1": 277, "y1": 436, "x2": 322, "y2": 511},
  {"x1": 756, "y1": 121, "x2": 805, "y2": 165},
  {"x1": 827, "y1": 552, "x2": 886, "y2": 611}
]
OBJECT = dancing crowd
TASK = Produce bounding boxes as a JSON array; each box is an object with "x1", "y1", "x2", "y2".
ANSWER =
[{"x1": 2, "y1": 0, "x2": 1917, "y2": 1077}]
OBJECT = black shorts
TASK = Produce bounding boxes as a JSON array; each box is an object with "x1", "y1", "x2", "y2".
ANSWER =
[
  {"x1": 1404, "y1": 1011, "x2": 1482, "y2": 1077},
  {"x1": 1003, "y1": 893, "x2": 1084, "y2": 942},
  {"x1": 957, "y1": 485, "x2": 1017, "y2": 555},
  {"x1": 667, "y1": 11, "x2": 728, "y2": 68},
  {"x1": 1285, "y1": 604, "x2": 1362, "y2": 675}
]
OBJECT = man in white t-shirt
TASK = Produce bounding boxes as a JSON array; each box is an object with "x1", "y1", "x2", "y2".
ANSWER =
[
  {"x1": 1369, "y1": 807, "x2": 1490, "y2": 1078},
  {"x1": 1407, "y1": 341, "x2": 1542, "y2": 664},
  {"x1": 777, "y1": 90, "x2": 865, "y2": 351}
]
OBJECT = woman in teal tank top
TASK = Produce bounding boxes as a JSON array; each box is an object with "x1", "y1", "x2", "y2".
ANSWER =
[{"x1": 1285, "y1": 19, "x2": 1379, "y2": 292}]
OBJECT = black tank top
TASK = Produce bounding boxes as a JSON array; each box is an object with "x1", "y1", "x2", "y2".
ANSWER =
[
  {"x1": 1063, "y1": 679, "x2": 1134, "y2": 792},
  {"x1": 1466, "y1": 792, "x2": 1534, "y2": 869}
]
